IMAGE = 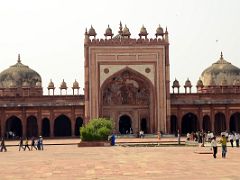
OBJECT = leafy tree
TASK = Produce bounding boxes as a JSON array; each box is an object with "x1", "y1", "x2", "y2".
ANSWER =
[{"x1": 80, "y1": 118, "x2": 113, "y2": 141}]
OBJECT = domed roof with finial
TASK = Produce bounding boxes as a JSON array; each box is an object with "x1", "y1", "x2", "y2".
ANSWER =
[
  {"x1": 48, "y1": 79, "x2": 55, "y2": 89},
  {"x1": 200, "y1": 52, "x2": 240, "y2": 86},
  {"x1": 233, "y1": 79, "x2": 240, "y2": 86},
  {"x1": 88, "y1": 25, "x2": 97, "y2": 37},
  {"x1": 139, "y1": 25, "x2": 148, "y2": 36},
  {"x1": 155, "y1": 24, "x2": 164, "y2": 36},
  {"x1": 122, "y1": 25, "x2": 131, "y2": 36},
  {"x1": 184, "y1": 78, "x2": 192, "y2": 87},
  {"x1": 60, "y1": 79, "x2": 67, "y2": 89},
  {"x1": 0, "y1": 54, "x2": 42, "y2": 88},
  {"x1": 172, "y1": 78, "x2": 180, "y2": 88},
  {"x1": 72, "y1": 80, "x2": 79, "y2": 89},
  {"x1": 196, "y1": 79, "x2": 204, "y2": 87},
  {"x1": 104, "y1": 25, "x2": 113, "y2": 37}
]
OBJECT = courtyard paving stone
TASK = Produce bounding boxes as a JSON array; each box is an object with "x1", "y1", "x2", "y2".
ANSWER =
[{"x1": 0, "y1": 138, "x2": 240, "y2": 179}]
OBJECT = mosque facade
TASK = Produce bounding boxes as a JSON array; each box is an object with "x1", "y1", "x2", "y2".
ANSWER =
[{"x1": 0, "y1": 23, "x2": 240, "y2": 138}]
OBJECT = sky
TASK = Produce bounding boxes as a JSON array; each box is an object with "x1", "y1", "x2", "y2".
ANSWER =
[{"x1": 0, "y1": 0, "x2": 240, "y2": 94}]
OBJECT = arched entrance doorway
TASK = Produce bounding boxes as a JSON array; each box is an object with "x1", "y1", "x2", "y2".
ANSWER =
[
  {"x1": 181, "y1": 113, "x2": 198, "y2": 134},
  {"x1": 230, "y1": 112, "x2": 240, "y2": 133},
  {"x1": 214, "y1": 112, "x2": 226, "y2": 134},
  {"x1": 170, "y1": 115, "x2": 178, "y2": 134},
  {"x1": 202, "y1": 115, "x2": 211, "y2": 132},
  {"x1": 119, "y1": 115, "x2": 132, "y2": 134},
  {"x1": 5, "y1": 116, "x2": 22, "y2": 138},
  {"x1": 140, "y1": 118, "x2": 147, "y2": 133},
  {"x1": 54, "y1": 115, "x2": 72, "y2": 136},
  {"x1": 42, "y1": 118, "x2": 50, "y2": 137},
  {"x1": 75, "y1": 117, "x2": 84, "y2": 136},
  {"x1": 27, "y1": 116, "x2": 38, "y2": 137}
]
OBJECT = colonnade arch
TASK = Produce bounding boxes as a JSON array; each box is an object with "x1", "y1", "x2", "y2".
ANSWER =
[
  {"x1": 5, "y1": 116, "x2": 22, "y2": 138},
  {"x1": 202, "y1": 115, "x2": 211, "y2": 132},
  {"x1": 26, "y1": 116, "x2": 38, "y2": 137},
  {"x1": 230, "y1": 112, "x2": 240, "y2": 133},
  {"x1": 214, "y1": 112, "x2": 226, "y2": 135},
  {"x1": 75, "y1": 117, "x2": 84, "y2": 136},
  {"x1": 54, "y1": 114, "x2": 72, "y2": 137},
  {"x1": 42, "y1": 118, "x2": 50, "y2": 137},
  {"x1": 181, "y1": 113, "x2": 198, "y2": 134}
]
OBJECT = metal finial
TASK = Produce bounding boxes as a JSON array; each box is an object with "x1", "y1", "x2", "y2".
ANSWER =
[
  {"x1": 18, "y1": 54, "x2": 21, "y2": 63},
  {"x1": 220, "y1": 51, "x2": 223, "y2": 59}
]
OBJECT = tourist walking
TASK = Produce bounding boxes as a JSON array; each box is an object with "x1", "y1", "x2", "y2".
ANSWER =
[
  {"x1": 235, "y1": 133, "x2": 240, "y2": 147},
  {"x1": 220, "y1": 134, "x2": 227, "y2": 158},
  {"x1": 0, "y1": 137, "x2": 7, "y2": 152},
  {"x1": 211, "y1": 136, "x2": 217, "y2": 158},
  {"x1": 229, "y1": 133, "x2": 234, "y2": 147},
  {"x1": 38, "y1": 136, "x2": 43, "y2": 150},
  {"x1": 24, "y1": 138, "x2": 30, "y2": 151},
  {"x1": 19, "y1": 137, "x2": 24, "y2": 151},
  {"x1": 31, "y1": 137, "x2": 37, "y2": 150}
]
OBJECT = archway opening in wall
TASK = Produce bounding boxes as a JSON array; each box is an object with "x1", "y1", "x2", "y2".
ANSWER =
[
  {"x1": 202, "y1": 115, "x2": 211, "y2": 132},
  {"x1": 54, "y1": 115, "x2": 72, "y2": 137},
  {"x1": 214, "y1": 112, "x2": 226, "y2": 135},
  {"x1": 42, "y1": 118, "x2": 50, "y2": 137},
  {"x1": 119, "y1": 115, "x2": 132, "y2": 134},
  {"x1": 140, "y1": 118, "x2": 147, "y2": 133},
  {"x1": 181, "y1": 113, "x2": 198, "y2": 134},
  {"x1": 170, "y1": 115, "x2": 178, "y2": 134},
  {"x1": 75, "y1": 117, "x2": 83, "y2": 136},
  {"x1": 27, "y1": 116, "x2": 38, "y2": 138},
  {"x1": 230, "y1": 112, "x2": 240, "y2": 133},
  {"x1": 5, "y1": 116, "x2": 23, "y2": 138}
]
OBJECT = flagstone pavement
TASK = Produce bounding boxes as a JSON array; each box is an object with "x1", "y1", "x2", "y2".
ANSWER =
[{"x1": 1, "y1": 138, "x2": 240, "y2": 180}]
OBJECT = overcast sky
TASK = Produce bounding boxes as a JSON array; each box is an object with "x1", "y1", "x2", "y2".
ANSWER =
[{"x1": 0, "y1": 0, "x2": 240, "y2": 94}]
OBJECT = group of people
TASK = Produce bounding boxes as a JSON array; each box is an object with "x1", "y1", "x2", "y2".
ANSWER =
[
  {"x1": 211, "y1": 132, "x2": 240, "y2": 159},
  {"x1": 0, "y1": 136, "x2": 44, "y2": 152},
  {"x1": 19, "y1": 136, "x2": 44, "y2": 151}
]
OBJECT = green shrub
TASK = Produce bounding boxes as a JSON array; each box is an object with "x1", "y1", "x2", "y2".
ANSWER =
[{"x1": 80, "y1": 118, "x2": 113, "y2": 141}]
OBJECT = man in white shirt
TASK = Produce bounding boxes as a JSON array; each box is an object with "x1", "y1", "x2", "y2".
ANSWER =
[{"x1": 211, "y1": 136, "x2": 218, "y2": 158}]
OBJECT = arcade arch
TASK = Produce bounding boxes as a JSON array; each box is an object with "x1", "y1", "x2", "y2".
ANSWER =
[
  {"x1": 181, "y1": 113, "x2": 198, "y2": 134},
  {"x1": 26, "y1": 116, "x2": 38, "y2": 137},
  {"x1": 42, "y1": 118, "x2": 50, "y2": 137},
  {"x1": 54, "y1": 115, "x2": 72, "y2": 136},
  {"x1": 214, "y1": 112, "x2": 226, "y2": 134},
  {"x1": 75, "y1": 117, "x2": 84, "y2": 136},
  {"x1": 202, "y1": 115, "x2": 211, "y2": 132},
  {"x1": 5, "y1": 116, "x2": 22, "y2": 138},
  {"x1": 230, "y1": 112, "x2": 240, "y2": 133}
]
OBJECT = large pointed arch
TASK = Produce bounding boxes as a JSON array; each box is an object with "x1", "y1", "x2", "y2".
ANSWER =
[
  {"x1": 54, "y1": 114, "x2": 72, "y2": 137},
  {"x1": 100, "y1": 67, "x2": 156, "y2": 132},
  {"x1": 100, "y1": 67, "x2": 154, "y2": 107}
]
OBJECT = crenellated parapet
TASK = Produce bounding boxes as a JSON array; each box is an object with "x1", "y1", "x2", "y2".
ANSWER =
[{"x1": 84, "y1": 22, "x2": 169, "y2": 46}]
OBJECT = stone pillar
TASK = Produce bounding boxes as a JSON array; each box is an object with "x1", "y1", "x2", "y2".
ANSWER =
[
  {"x1": 37, "y1": 109, "x2": 42, "y2": 136},
  {"x1": 22, "y1": 109, "x2": 26, "y2": 138},
  {"x1": 50, "y1": 109, "x2": 54, "y2": 137},
  {"x1": 210, "y1": 108, "x2": 215, "y2": 133},
  {"x1": 225, "y1": 106, "x2": 230, "y2": 131}
]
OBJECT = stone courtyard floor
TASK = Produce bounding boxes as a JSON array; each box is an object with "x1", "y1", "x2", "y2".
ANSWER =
[{"x1": 1, "y1": 138, "x2": 240, "y2": 179}]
